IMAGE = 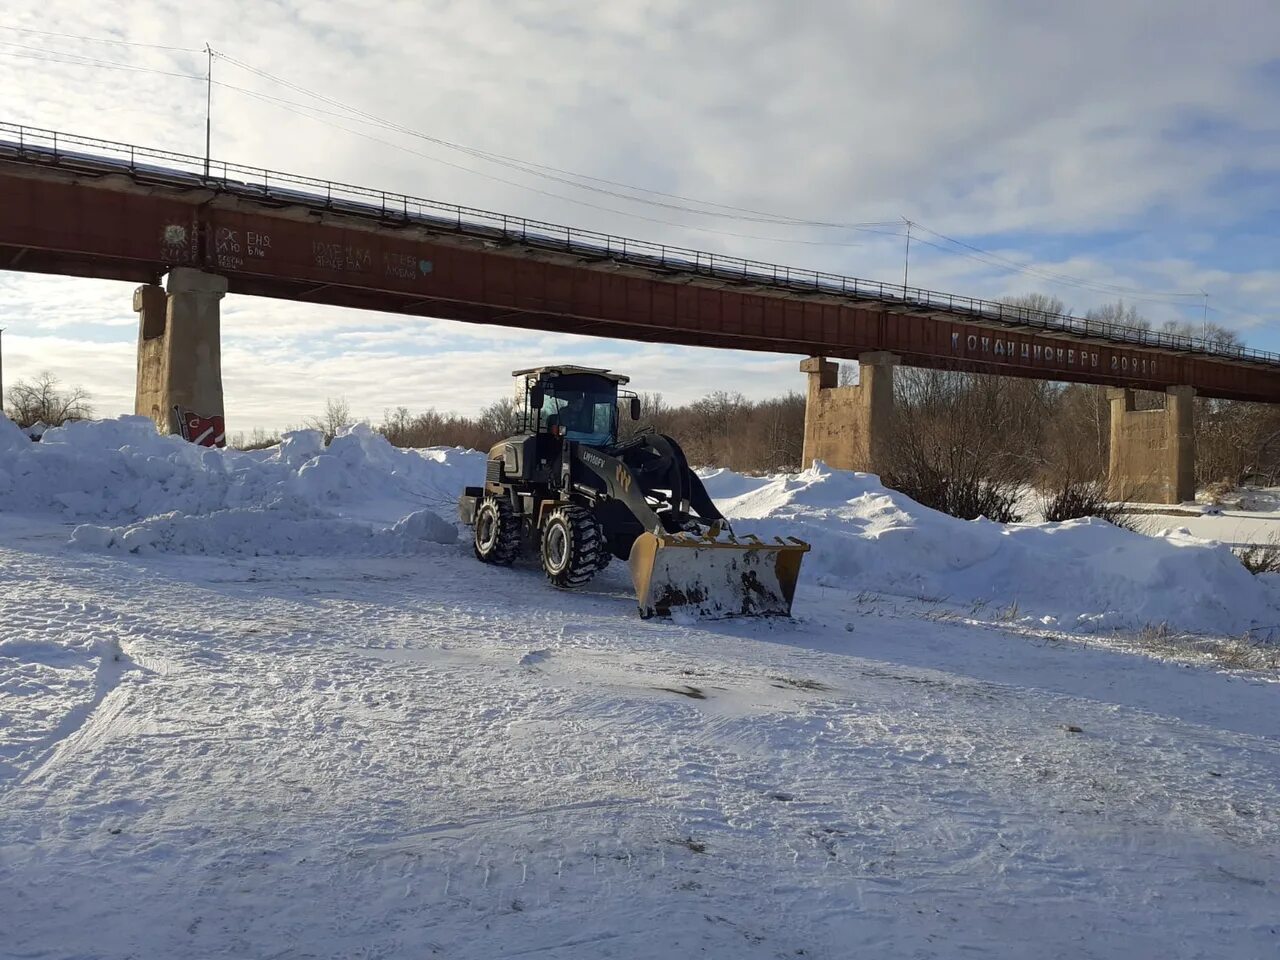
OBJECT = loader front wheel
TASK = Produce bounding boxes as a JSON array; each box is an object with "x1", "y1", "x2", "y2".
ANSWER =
[
  {"x1": 474, "y1": 496, "x2": 521, "y2": 566},
  {"x1": 541, "y1": 505, "x2": 601, "y2": 588}
]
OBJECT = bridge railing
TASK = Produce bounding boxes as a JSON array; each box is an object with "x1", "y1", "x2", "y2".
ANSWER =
[{"x1": 2, "y1": 120, "x2": 1275, "y2": 368}]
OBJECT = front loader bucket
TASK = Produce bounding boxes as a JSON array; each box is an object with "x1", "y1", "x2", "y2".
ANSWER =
[{"x1": 628, "y1": 532, "x2": 811, "y2": 619}]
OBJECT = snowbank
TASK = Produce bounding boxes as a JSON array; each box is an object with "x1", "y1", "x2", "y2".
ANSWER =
[
  {"x1": 703, "y1": 462, "x2": 1276, "y2": 635},
  {"x1": 0, "y1": 416, "x2": 478, "y2": 557},
  {"x1": 2, "y1": 417, "x2": 1273, "y2": 633}
]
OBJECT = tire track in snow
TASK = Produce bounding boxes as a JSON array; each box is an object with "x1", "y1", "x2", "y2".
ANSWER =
[
  {"x1": 18, "y1": 658, "x2": 134, "y2": 787},
  {"x1": 0, "y1": 597, "x2": 139, "y2": 788}
]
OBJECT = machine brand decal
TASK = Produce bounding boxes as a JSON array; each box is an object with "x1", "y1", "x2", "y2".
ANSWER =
[
  {"x1": 615, "y1": 464, "x2": 633, "y2": 493},
  {"x1": 581, "y1": 451, "x2": 606, "y2": 469}
]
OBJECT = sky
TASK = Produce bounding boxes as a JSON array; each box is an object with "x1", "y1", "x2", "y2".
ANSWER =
[{"x1": 2, "y1": 0, "x2": 1280, "y2": 434}]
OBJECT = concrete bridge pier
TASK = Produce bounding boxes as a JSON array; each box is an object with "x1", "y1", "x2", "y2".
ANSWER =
[
  {"x1": 1107, "y1": 385, "x2": 1196, "y2": 504},
  {"x1": 133, "y1": 267, "x2": 228, "y2": 436},
  {"x1": 800, "y1": 351, "x2": 899, "y2": 476}
]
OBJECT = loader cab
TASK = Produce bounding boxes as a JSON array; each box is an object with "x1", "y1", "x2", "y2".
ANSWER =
[{"x1": 515, "y1": 365, "x2": 637, "y2": 449}]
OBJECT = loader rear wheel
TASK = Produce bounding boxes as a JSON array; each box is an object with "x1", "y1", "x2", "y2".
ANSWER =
[
  {"x1": 474, "y1": 496, "x2": 520, "y2": 565},
  {"x1": 541, "y1": 505, "x2": 601, "y2": 588}
]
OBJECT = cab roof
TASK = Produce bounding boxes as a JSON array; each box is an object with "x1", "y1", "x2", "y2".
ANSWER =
[{"x1": 512, "y1": 365, "x2": 630, "y2": 384}]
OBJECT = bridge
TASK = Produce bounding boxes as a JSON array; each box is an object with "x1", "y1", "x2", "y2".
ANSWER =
[{"x1": 3, "y1": 122, "x2": 1278, "y2": 502}]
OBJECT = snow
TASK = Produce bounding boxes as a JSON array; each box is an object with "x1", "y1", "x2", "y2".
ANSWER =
[
  {"x1": 1128, "y1": 491, "x2": 1280, "y2": 548},
  {"x1": 705, "y1": 461, "x2": 1278, "y2": 636},
  {"x1": 4, "y1": 420, "x2": 1275, "y2": 636},
  {"x1": 2, "y1": 420, "x2": 1279, "y2": 958},
  {"x1": 1, "y1": 417, "x2": 466, "y2": 556}
]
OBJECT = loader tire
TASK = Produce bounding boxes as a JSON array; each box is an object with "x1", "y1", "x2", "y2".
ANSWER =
[
  {"x1": 541, "y1": 504, "x2": 601, "y2": 588},
  {"x1": 474, "y1": 496, "x2": 521, "y2": 566}
]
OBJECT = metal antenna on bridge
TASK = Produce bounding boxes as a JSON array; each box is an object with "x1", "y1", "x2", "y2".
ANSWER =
[
  {"x1": 902, "y1": 219, "x2": 913, "y2": 292},
  {"x1": 203, "y1": 43, "x2": 213, "y2": 178},
  {"x1": 1201, "y1": 290, "x2": 1209, "y2": 342}
]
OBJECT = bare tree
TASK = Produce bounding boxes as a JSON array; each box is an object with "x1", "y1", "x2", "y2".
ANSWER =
[
  {"x1": 1086, "y1": 299, "x2": 1148, "y2": 331},
  {"x1": 1159, "y1": 318, "x2": 1241, "y2": 349},
  {"x1": 1000, "y1": 293, "x2": 1069, "y2": 322},
  {"x1": 887, "y1": 368, "x2": 1046, "y2": 521},
  {"x1": 478, "y1": 396, "x2": 525, "y2": 438},
  {"x1": 619, "y1": 391, "x2": 667, "y2": 440},
  {"x1": 5, "y1": 371, "x2": 93, "y2": 427},
  {"x1": 307, "y1": 397, "x2": 354, "y2": 442}
]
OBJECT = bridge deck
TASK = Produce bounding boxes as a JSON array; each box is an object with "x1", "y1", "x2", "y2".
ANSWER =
[
  {"x1": 2, "y1": 122, "x2": 1272, "y2": 367},
  {"x1": 2, "y1": 121, "x2": 1278, "y2": 403}
]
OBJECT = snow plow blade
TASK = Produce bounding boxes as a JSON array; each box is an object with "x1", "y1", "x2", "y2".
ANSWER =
[{"x1": 628, "y1": 532, "x2": 810, "y2": 619}]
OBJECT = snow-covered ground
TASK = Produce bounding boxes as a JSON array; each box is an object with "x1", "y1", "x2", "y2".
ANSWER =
[
  {"x1": 1127, "y1": 490, "x2": 1280, "y2": 549},
  {"x1": 2, "y1": 419, "x2": 1278, "y2": 958},
  {"x1": 1017, "y1": 483, "x2": 1280, "y2": 549}
]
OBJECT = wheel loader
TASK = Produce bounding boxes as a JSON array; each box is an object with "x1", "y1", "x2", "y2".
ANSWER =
[{"x1": 457, "y1": 366, "x2": 810, "y2": 618}]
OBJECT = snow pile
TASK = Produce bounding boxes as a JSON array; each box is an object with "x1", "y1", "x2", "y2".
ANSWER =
[
  {"x1": 703, "y1": 462, "x2": 1275, "y2": 635},
  {"x1": 69, "y1": 503, "x2": 457, "y2": 558},
  {"x1": 0, "y1": 416, "x2": 477, "y2": 557},
  {"x1": 3, "y1": 417, "x2": 1273, "y2": 633}
]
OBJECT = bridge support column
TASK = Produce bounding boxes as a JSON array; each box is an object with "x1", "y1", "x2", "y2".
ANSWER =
[
  {"x1": 800, "y1": 351, "x2": 898, "y2": 476},
  {"x1": 133, "y1": 267, "x2": 228, "y2": 436},
  {"x1": 1107, "y1": 385, "x2": 1195, "y2": 504}
]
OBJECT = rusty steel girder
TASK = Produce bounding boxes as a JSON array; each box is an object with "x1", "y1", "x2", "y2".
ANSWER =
[{"x1": 2, "y1": 160, "x2": 1279, "y2": 403}]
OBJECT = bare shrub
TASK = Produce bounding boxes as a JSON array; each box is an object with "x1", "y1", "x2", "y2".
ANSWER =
[
  {"x1": 1234, "y1": 538, "x2": 1280, "y2": 576},
  {"x1": 892, "y1": 472, "x2": 1024, "y2": 523},
  {"x1": 1214, "y1": 634, "x2": 1280, "y2": 670},
  {"x1": 1040, "y1": 479, "x2": 1143, "y2": 531},
  {"x1": 1201, "y1": 480, "x2": 1236, "y2": 507},
  {"x1": 1115, "y1": 622, "x2": 1280, "y2": 672}
]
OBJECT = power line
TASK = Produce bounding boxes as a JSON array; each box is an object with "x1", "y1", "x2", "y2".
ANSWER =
[
  {"x1": 11, "y1": 33, "x2": 900, "y2": 237},
  {"x1": 212, "y1": 49, "x2": 901, "y2": 235},
  {"x1": 0, "y1": 34, "x2": 891, "y2": 250},
  {"x1": 216, "y1": 80, "x2": 884, "y2": 250},
  {"x1": 904, "y1": 232, "x2": 1204, "y2": 308},
  {"x1": 1206, "y1": 302, "x2": 1271, "y2": 330},
  {"x1": 908, "y1": 221, "x2": 1202, "y2": 302},
  {"x1": 0, "y1": 46, "x2": 204, "y2": 81},
  {"x1": 0, "y1": 24, "x2": 200, "y2": 53},
  {"x1": 207, "y1": 50, "x2": 1228, "y2": 308}
]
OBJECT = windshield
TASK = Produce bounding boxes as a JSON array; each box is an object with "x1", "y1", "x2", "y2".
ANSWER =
[{"x1": 538, "y1": 374, "x2": 618, "y2": 446}]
